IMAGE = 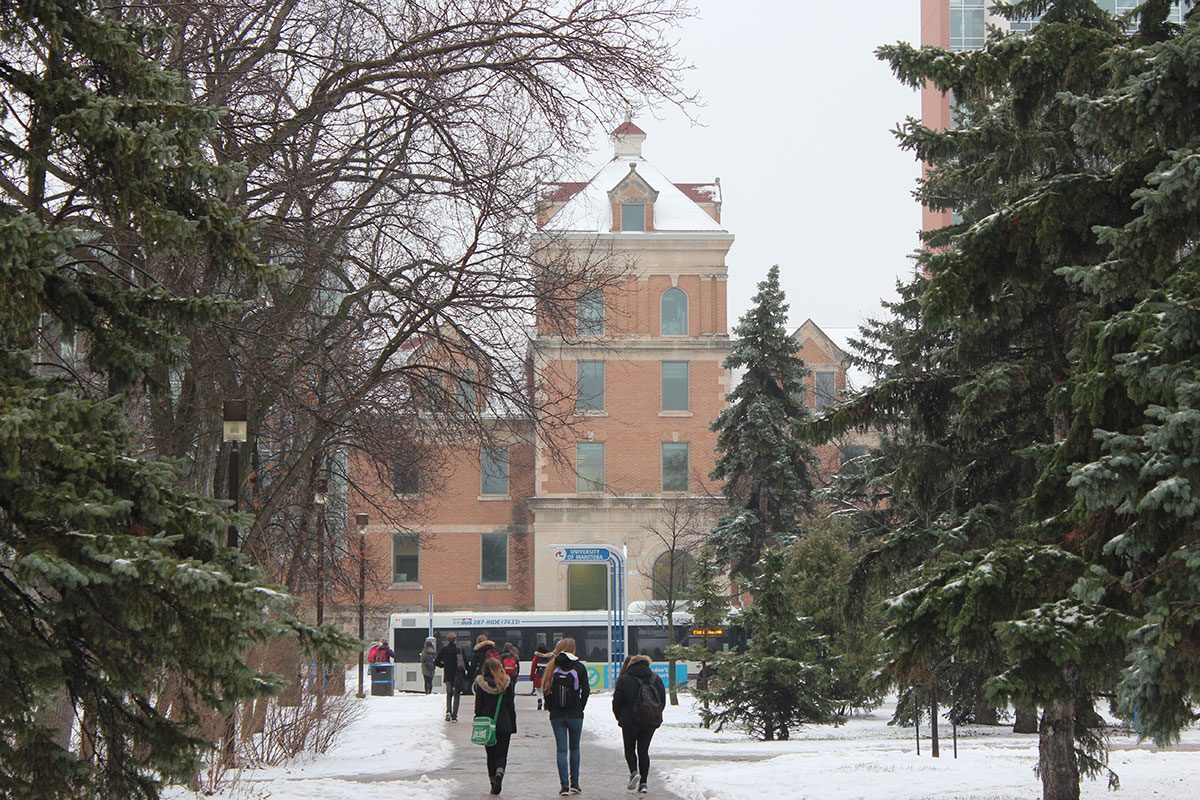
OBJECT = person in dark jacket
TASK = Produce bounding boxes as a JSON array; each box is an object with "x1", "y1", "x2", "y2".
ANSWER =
[
  {"x1": 540, "y1": 637, "x2": 590, "y2": 796},
  {"x1": 474, "y1": 657, "x2": 518, "y2": 795},
  {"x1": 530, "y1": 642, "x2": 551, "y2": 708},
  {"x1": 612, "y1": 654, "x2": 666, "y2": 794},
  {"x1": 419, "y1": 636, "x2": 437, "y2": 694},
  {"x1": 433, "y1": 632, "x2": 469, "y2": 721},
  {"x1": 468, "y1": 635, "x2": 499, "y2": 683}
]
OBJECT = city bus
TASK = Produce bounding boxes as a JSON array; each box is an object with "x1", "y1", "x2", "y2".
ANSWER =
[{"x1": 387, "y1": 608, "x2": 743, "y2": 692}]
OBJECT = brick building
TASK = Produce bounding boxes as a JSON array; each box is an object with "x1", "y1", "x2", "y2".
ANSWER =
[{"x1": 348, "y1": 123, "x2": 856, "y2": 621}]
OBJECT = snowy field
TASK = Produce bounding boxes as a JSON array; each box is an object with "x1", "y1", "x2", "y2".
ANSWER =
[
  {"x1": 588, "y1": 695, "x2": 1200, "y2": 800},
  {"x1": 165, "y1": 692, "x2": 454, "y2": 800},
  {"x1": 164, "y1": 689, "x2": 1200, "y2": 800}
]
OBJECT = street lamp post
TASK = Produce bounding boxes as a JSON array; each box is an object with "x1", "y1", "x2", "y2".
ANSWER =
[
  {"x1": 222, "y1": 400, "x2": 248, "y2": 549},
  {"x1": 355, "y1": 512, "x2": 369, "y2": 699},
  {"x1": 220, "y1": 399, "x2": 247, "y2": 768},
  {"x1": 313, "y1": 479, "x2": 328, "y2": 708}
]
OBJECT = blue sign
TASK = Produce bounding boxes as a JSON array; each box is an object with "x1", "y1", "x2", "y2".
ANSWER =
[{"x1": 553, "y1": 546, "x2": 612, "y2": 563}]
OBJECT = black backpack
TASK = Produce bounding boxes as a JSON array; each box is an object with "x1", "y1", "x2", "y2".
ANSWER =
[
  {"x1": 551, "y1": 666, "x2": 581, "y2": 709},
  {"x1": 631, "y1": 674, "x2": 664, "y2": 727}
]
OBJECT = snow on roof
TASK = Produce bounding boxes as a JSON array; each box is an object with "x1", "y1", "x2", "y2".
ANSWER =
[
  {"x1": 542, "y1": 157, "x2": 727, "y2": 233},
  {"x1": 675, "y1": 182, "x2": 721, "y2": 204}
]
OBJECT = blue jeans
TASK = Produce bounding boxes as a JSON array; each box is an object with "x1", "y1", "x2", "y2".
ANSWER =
[{"x1": 550, "y1": 717, "x2": 583, "y2": 787}]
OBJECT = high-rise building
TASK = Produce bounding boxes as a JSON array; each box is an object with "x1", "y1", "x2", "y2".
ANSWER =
[{"x1": 921, "y1": 0, "x2": 1192, "y2": 231}]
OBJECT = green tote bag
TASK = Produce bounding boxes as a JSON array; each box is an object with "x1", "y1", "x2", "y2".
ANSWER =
[{"x1": 470, "y1": 690, "x2": 504, "y2": 746}]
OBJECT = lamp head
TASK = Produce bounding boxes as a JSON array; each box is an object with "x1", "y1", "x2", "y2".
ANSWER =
[{"x1": 222, "y1": 400, "x2": 248, "y2": 443}]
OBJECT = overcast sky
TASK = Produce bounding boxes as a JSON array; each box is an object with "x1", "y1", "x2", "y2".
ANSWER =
[{"x1": 573, "y1": 0, "x2": 923, "y2": 367}]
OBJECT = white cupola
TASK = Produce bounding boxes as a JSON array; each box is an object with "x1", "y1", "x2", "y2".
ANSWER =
[{"x1": 611, "y1": 119, "x2": 647, "y2": 158}]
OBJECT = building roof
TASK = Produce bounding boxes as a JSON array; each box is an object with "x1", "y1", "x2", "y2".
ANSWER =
[
  {"x1": 611, "y1": 120, "x2": 647, "y2": 136},
  {"x1": 541, "y1": 157, "x2": 727, "y2": 233}
]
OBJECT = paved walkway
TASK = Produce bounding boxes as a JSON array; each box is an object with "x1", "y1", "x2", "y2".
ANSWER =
[{"x1": 443, "y1": 691, "x2": 686, "y2": 799}]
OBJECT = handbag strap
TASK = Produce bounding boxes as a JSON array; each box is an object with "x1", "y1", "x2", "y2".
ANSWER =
[{"x1": 491, "y1": 688, "x2": 504, "y2": 724}]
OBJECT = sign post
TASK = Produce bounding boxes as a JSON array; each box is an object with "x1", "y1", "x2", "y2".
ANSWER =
[{"x1": 552, "y1": 544, "x2": 627, "y2": 683}]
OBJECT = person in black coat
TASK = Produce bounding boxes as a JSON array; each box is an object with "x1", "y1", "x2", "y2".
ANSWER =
[
  {"x1": 473, "y1": 657, "x2": 518, "y2": 795},
  {"x1": 433, "y1": 632, "x2": 469, "y2": 721},
  {"x1": 611, "y1": 654, "x2": 666, "y2": 794},
  {"x1": 541, "y1": 638, "x2": 590, "y2": 795}
]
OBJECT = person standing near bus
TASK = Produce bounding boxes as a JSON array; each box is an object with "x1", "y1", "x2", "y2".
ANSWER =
[
  {"x1": 434, "y1": 632, "x2": 468, "y2": 721},
  {"x1": 530, "y1": 642, "x2": 551, "y2": 709},
  {"x1": 541, "y1": 637, "x2": 589, "y2": 796},
  {"x1": 473, "y1": 657, "x2": 517, "y2": 795},
  {"x1": 612, "y1": 654, "x2": 666, "y2": 794},
  {"x1": 419, "y1": 636, "x2": 437, "y2": 694}
]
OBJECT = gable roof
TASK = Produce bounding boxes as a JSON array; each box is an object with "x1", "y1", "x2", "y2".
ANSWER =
[
  {"x1": 791, "y1": 319, "x2": 848, "y2": 365},
  {"x1": 541, "y1": 157, "x2": 727, "y2": 233},
  {"x1": 612, "y1": 120, "x2": 647, "y2": 136}
]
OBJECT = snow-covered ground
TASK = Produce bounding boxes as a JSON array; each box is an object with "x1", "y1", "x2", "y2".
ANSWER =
[
  {"x1": 165, "y1": 692, "x2": 455, "y2": 800},
  {"x1": 588, "y1": 695, "x2": 1200, "y2": 800}
]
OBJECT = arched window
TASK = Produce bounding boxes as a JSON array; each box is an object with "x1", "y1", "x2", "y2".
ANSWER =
[
  {"x1": 651, "y1": 551, "x2": 695, "y2": 601},
  {"x1": 660, "y1": 288, "x2": 688, "y2": 335}
]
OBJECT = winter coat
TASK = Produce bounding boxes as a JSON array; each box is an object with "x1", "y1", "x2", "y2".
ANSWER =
[
  {"x1": 545, "y1": 651, "x2": 590, "y2": 720},
  {"x1": 612, "y1": 655, "x2": 666, "y2": 729},
  {"x1": 419, "y1": 638, "x2": 437, "y2": 677},
  {"x1": 433, "y1": 642, "x2": 469, "y2": 687},
  {"x1": 472, "y1": 674, "x2": 517, "y2": 736},
  {"x1": 530, "y1": 650, "x2": 551, "y2": 683},
  {"x1": 468, "y1": 639, "x2": 500, "y2": 686},
  {"x1": 368, "y1": 643, "x2": 394, "y2": 663}
]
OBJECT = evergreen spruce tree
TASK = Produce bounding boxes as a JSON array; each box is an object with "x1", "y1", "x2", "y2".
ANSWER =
[
  {"x1": 0, "y1": 3, "x2": 341, "y2": 798},
  {"x1": 821, "y1": 2, "x2": 1200, "y2": 797},
  {"x1": 696, "y1": 547, "x2": 837, "y2": 740},
  {"x1": 669, "y1": 546, "x2": 727, "y2": 728},
  {"x1": 709, "y1": 265, "x2": 817, "y2": 581}
]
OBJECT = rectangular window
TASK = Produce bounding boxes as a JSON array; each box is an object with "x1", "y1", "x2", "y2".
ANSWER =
[
  {"x1": 661, "y1": 361, "x2": 689, "y2": 411},
  {"x1": 620, "y1": 203, "x2": 646, "y2": 232},
  {"x1": 576, "y1": 442, "x2": 604, "y2": 493},
  {"x1": 577, "y1": 361, "x2": 605, "y2": 412},
  {"x1": 481, "y1": 532, "x2": 508, "y2": 584},
  {"x1": 662, "y1": 442, "x2": 689, "y2": 492},
  {"x1": 576, "y1": 289, "x2": 604, "y2": 336},
  {"x1": 454, "y1": 374, "x2": 474, "y2": 411},
  {"x1": 392, "y1": 456, "x2": 419, "y2": 495},
  {"x1": 815, "y1": 372, "x2": 837, "y2": 411},
  {"x1": 392, "y1": 534, "x2": 419, "y2": 583},
  {"x1": 481, "y1": 446, "x2": 509, "y2": 495},
  {"x1": 950, "y1": 0, "x2": 985, "y2": 51}
]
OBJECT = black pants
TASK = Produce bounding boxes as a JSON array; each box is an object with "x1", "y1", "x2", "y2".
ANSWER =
[
  {"x1": 486, "y1": 731, "x2": 512, "y2": 777},
  {"x1": 445, "y1": 679, "x2": 461, "y2": 719},
  {"x1": 622, "y1": 725, "x2": 656, "y2": 782},
  {"x1": 423, "y1": 674, "x2": 433, "y2": 694}
]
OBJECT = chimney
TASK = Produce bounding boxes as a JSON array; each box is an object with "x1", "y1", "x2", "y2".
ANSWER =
[{"x1": 611, "y1": 118, "x2": 647, "y2": 158}]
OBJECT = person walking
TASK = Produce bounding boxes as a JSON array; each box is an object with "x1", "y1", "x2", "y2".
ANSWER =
[
  {"x1": 434, "y1": 632, "x2": 469, "y2": 721},
  {"x1": 501, "y1": 642, "x2": 521, "y2": 682},
  {"x1": 469, "y1": 634, "x2": 501, "y2": 692},
  {"x1": 612, "y1": 654, "x2": 666, "y2": 794},
  {"x1": 419, "y1": 636, "x2": 438, "y2": 695},
  {"x1": 530, "y1": 642, "x2": 551, "y2": 709},
  {"x1": 541, "y1": 637, "x2": 589, "y2": 796},
  {"x1": 473, "y1": 657, "x2": 517, "y2": 795}
]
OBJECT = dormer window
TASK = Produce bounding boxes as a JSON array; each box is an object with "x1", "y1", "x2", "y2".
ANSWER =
[{"x1": 620, "y1": 203, "x2": 646, "y2": 232}]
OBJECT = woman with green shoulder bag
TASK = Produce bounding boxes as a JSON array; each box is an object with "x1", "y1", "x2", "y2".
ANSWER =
[{"x1": 472, "y1": 657, "x2": 517, "y2": 794}]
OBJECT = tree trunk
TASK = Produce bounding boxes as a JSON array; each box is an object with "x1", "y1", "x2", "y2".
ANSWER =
[
  {"x1": 1014, "y1": 702, "x2": 1039, "y2": 733},
  {"x1": 972, "y1": 695, "x2": 999, "y2": 726},
  {"x1": 44, "y1": 691, "x2": 74, "y2": 750},
  {"x1": 1039, "y1": 696, "x2": 1080, "y2": 800},
  {"x1": 930, "y1": 683, "x2": 940, "y2": 758},
  {"x1": 666, "y1": 612, "x2": 678, "y2": 705}
]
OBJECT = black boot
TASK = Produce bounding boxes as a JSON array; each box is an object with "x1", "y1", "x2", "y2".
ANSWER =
[{"x1": 490, "y1": 767, "x2": 504, "y2": 795}]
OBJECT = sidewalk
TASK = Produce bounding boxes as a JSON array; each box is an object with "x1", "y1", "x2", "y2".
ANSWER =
[{"x1": 445, "y1": 690, "x2": 685, "y2": 799}]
